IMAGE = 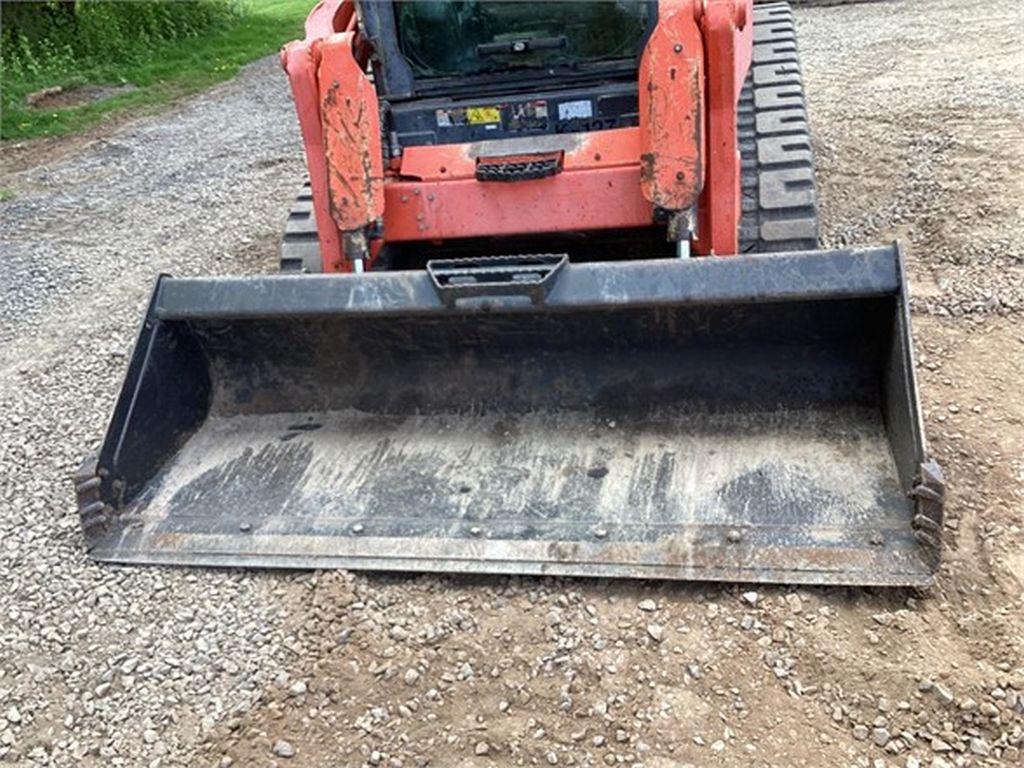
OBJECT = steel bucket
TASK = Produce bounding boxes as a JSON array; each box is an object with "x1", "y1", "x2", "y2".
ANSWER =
[{"x1": 75, "y1": 246, "x2": 943, "y2": 585}]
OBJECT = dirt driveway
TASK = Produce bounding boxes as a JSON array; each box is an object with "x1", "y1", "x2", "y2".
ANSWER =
[{"x1": 0, "y1": 1, "x2": 1021, "y2": 766}]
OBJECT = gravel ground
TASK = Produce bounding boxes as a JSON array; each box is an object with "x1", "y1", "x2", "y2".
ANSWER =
[{"x1": 1, "y1": 2, "x2": 1022, "y2": 767}]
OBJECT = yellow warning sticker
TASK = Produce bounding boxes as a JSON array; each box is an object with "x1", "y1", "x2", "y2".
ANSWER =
[{"x1": 466, "y1": 106, "x2": 501, "y2": 125}]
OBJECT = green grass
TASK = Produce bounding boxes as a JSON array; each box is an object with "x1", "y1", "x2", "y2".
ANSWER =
[
  {"x1": 0, "y1": 188, "x2": 16, "y2": 202},
  {"x1": 1, "y1": 1, "x2": 312, "y2": 141}
]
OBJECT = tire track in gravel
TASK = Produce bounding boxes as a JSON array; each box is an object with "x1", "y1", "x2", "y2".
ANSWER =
[{"x1": 0, "y1": 56, "x2": 302, "y2": 361}]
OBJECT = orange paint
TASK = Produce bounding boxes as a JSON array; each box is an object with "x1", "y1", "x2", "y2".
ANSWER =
[
  {"x1": 384, "y1": 167, "x2": 653, "y2": 242},
  {"x1": 398, "y1": 128, "x2": 644, "y2": 181},
  {"x1": 317, "y1": 33, "x2": 384, "y2": 240},
  {"x1": 284, "y1": 0, "x2": 755, "y2": 262},
  {"x1": 696, "y1": 0, "x2": 754, "y2": 255},
  {"x1": 303, "y1": 0, "x2": 354, "y2": 40},
  {"x1": 638, "y1": 0, "x2": 706, "y2": 211},
  {"x1": 281, "y1": 39, "x2": 343, "y2": 272}
]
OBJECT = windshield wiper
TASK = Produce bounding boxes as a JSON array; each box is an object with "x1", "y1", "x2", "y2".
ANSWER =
[{"x1": 477, "y1": 35, "x2": 568, "y2": 57}]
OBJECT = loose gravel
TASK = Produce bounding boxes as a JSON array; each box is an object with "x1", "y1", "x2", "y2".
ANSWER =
[
  {"x1": 800, "y1": 0, "x2": 1024, "y2": 317},
  {"x1": 0, "y1": 57, "x2": 297, "y2": 347},
  {"x1": 0, "y1": 57, "x2": 305, "y2": 767},
  {"x1": 1, "y1": 2, "x2": 1022, "y2": 766}
]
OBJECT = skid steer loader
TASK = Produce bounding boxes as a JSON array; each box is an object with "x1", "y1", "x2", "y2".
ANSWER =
[{"x1": 75, "y1": 0, "x2": 944, "y2": 585}]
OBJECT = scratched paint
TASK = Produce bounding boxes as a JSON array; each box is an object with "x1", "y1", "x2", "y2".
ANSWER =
[
  {"x1": 638, "y1": 0, "x2": 706, "y2": 211},
  {"x1": 318, "y1": 33, "x2": 384, "y2": 232}
]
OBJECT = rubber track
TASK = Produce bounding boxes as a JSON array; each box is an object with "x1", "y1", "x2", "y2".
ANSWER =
[
  {"x1": 279, "y1": 181, "x2": 322, "y2": 273},
  {"x1": 280, "y1": 2, "x2": 819, "y2": 269},
  {"x1": 739, "y1": 1, "x2": 818, "y2": 253}
]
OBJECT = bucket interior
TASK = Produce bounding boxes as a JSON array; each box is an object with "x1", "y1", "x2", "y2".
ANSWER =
[{"x1": 86, "y1": 289, "x2": 934, "y2": 584}]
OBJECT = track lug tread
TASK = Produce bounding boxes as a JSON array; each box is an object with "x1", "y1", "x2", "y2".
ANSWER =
[
  {"x1": 740, "y1": 1, "x2": 819, "y2": 253},
  {"x1": 279, "y1": 184, "x2": 324, "y2": 273}
]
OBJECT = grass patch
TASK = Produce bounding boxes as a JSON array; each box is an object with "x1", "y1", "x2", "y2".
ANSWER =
[
  {"x1": 0, "y1": 188, "x2": 16, "y2": 202},
  {"x1": 1, "y1": 1, "x2": 311, "y2": 141}
]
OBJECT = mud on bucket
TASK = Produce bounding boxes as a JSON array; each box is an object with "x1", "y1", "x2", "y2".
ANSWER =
[{"x1": 75, "y1": 247, "x2": 943, "y2": 585}]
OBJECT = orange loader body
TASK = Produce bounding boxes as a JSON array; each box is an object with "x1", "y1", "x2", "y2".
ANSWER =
[{"x1": 281, "y1": 0, "x2": 753, "y2": 272}]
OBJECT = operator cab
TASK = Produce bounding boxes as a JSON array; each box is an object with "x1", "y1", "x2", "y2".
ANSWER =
[{"x1": 360, "y1": 1, "x2": 656, "y2": 153}]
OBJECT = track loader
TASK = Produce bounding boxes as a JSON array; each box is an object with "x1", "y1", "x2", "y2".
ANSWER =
[{"x1": 75, "y1": 0, "x2": 944, "y2": 585}]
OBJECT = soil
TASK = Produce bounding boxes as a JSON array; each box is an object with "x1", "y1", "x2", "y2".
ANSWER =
[
  {"x1": 1, "y1": 110, "x2": 142, "y2": 178},
  {"x1": 25, "y1": 83, "x2": 139, "y2": 110}
]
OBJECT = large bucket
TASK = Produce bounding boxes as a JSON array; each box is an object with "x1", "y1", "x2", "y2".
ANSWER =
[{"x1": 75, "y1": 246, "x2": 943, "y2": 585}]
